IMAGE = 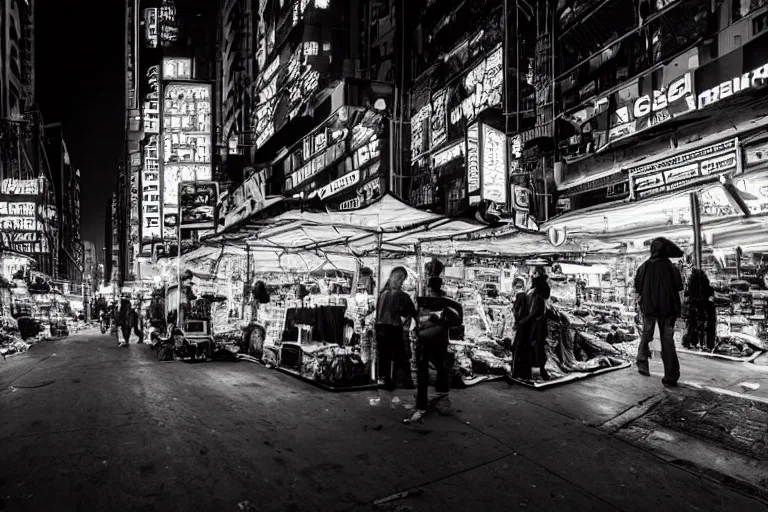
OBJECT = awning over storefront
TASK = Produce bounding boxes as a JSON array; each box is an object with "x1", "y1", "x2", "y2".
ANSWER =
[{"x1": 200, "y1": 193, "x2": 492, "y2": 256}]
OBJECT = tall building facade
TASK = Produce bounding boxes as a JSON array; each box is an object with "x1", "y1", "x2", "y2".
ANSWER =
[
  {"x1": 121, "y1": 0, "x2": 217, "y2": 285},
  {"x1": 542, "y1": 0, "x2": 768, "y2": 234},
  {"x1": 1, "y1": 0, "x2": 61, "y2": 278},
  {"x1": 43, "y1": 123, "x2": 83, "y2": 283},
  {"x1": 215, "y1": 0, "x2": 400, "y2": 235},
  {"x1": 402, "y1": 0, "x2": 537, "y2": 227}
]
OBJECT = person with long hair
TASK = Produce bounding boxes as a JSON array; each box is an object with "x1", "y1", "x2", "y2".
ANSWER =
[{"x1": 375, "y1": 267, "x2": 417, "y2": 390}]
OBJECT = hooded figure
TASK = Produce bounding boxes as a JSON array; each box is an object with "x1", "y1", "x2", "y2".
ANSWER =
[
  {"x1": 634, "y1": 237, "x2": 683, "y2": 387},
  {"x1": 512, "y1": 269, "x2": 551, "y2": 381}
]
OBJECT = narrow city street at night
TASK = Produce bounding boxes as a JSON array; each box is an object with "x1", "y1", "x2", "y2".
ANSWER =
[
  {"x1": 5, "y1": 0, "x2": 768, "y2": 509},
  {"x1": 2, "y1": 333, "x2": 768, "y2": 512}
]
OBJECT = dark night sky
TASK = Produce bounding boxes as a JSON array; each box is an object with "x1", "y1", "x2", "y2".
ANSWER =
[{"x1": 36, "y1": 0, "x2": 125, "y2": 254}]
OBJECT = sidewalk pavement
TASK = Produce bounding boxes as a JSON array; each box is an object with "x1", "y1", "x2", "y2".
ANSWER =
[{"x1": 1, "y1": 332, "x2": 767, "y2": 512}]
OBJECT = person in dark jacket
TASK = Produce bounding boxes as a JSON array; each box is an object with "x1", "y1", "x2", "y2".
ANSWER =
[
  {"x1": 405, "y1": 261, "x2": 462, "y2": 424},
  {"x1": 375, "y1": 267, "x2": 417, "y2": 391},
  {"x1": 683, "y1": 268, "x2": 716, "y2": 350},
  {"x1": 634, "y1": 237, "x2": 683, "y2": 386},
  {"x1": 512, "y1": 269, "x2": 551, "y2": 380},
  {"x1": 117, "y1": 298, "x2": 132, "y2": 347}
]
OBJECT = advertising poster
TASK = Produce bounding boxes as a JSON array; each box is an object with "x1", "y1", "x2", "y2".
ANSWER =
[
  {"x1": 179, "y1": 181, "x2": 218, "y2": 231},
  {"x1": 480, "y1": 124, "x2": 507, "y2": 205}
]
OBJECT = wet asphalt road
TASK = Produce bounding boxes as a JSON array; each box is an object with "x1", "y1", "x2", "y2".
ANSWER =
[{"x1": 1, "y1": 329, "x2": 766, "y2": 512}]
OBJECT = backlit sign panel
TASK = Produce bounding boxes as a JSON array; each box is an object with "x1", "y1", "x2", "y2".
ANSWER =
[
  {"x1": 142, "y1": 135, "x2": 161, "y2": 241},
  {"x1": 609, "y1": 72, "x2": 695, "y2": 144},
  {"x1": 698, "y1": 63, "x2": 768, "y2": 109},
  {"x1": 310, "y1": 171, "x2": 360, "y2": 201},
  {"x1": 1, "y1": 179, "x2": 40, "y2": 195},
  {"x1": 448, "y1": 45, "x2": 503, "y2": 127},
  {"x1": 143, "y1": 65, "x2": 160, "y2": 134},
  {"x1": 162, "y1": 82, "x2": 213, "y2": 239},
  {"x1": 481, "y1": 124, "x2": 507, "y2": 205},
  {"x1": 466, "y1": 124, "x2": 480, "y2": 195},
  {"x1": 628, "y1": 138, "x2": 740, "y2": 199},
  {"x1": 162, "y1": 58, "x2": 192, "y2": 80},
  {"x1": 0, "y1": 184, "x2": 48, "y2": 254},
  {"x1": 144, "y1": 8, "x2": 158, "y2": 48}
]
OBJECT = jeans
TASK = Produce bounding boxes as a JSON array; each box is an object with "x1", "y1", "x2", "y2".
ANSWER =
[
  {"x1": 416, "y1": 337, "x2": 449, "y2": 410},
  {"x1": 637, "y1": 315, "x2": 680, "y2": 383}
]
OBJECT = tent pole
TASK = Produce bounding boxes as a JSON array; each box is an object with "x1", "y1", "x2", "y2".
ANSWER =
[
  {"x1": 415, "y1": 242, "x2": 423, "y2": 296},
  {"x1": 374, "y1": 230, "x2": 383, "y2": 382},
  {"x1": 243, "y1": 244, "x2": 251, "y2": 320},
  {"x1": 689, "y1": 192, "x2": 702, "y2": 268}
]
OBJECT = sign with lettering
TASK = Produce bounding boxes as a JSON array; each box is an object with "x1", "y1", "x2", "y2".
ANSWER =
[
  {"x1": 339, "y1": 197, "x2": 360, "y2": 210},
  {"x1": 698, "y1": 64, "x2": 768, "y2": 109},
  {"x1": 0, "y1": 192, "x2": 47, "y2": 254},
  {"x1": 144, "y1": 8, "x2": 158, "y2": 48},
  {"x1": 1, "y1": 179, "x2": 40, "y2": 195},
  {"x1": 627, "y1": 138, "x2": 740, "y2": 199},
  {"x1": 288, "y1": 140, "x2": 346, "y2": 190},
  {"x1": 310, "y1": 171, "x2": 360, "y2": 201},
  {"x1": 481, "y1": 124, "x2": 507, "y2": 205},
  {"x1": 609, "y1": 72, "x2": 695, "y2": 144},
  {"x1": 432, "y1": 141, "x2": 464, "y2": 168},
  {"x1": 449, "y1": 46, "x2": 503, "y2": 127},
  {"x1": 466, "y1": 124, "x2": 480, "y2": 195}
]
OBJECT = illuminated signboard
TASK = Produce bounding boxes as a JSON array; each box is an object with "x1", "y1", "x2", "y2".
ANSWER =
[
  {"x1": 141, "y1": 135, "x2": 161, "y2": 242},
  {"x1": 352, "y1": 137, "x2": 380, "y2": 170},
  {"x1": 698, "y1": 63, "x2": 768, "y2": 109},
  {"x1": 162, "y1": 58, "x2": 192, "y2": 80},
  {"x1": 162, "y1": 82, "x2": 213, "y2": 239},
  {"x1": 252, "y1": 41, "x2": 324, "y2": 150},
  {"x1": 448, "y1": 45, "x2": 503, "y2": 127},
  {"x1": 410, "y1": 103, "x2": 430, "y2": 160},
  {"x1": 431, "y1": 89, "x2": 448, "y2": 148},
  {"x1": 466, "y1": 124, "x2": 480, "y2": 196},
  {"x1": 481, "y1": 124, "x2": 507, "y2": 205},
  {"x1": 310, "y1": 171, "x2": 360, "y2": 201},
  {"x1": 144, "y1": 8, "x2": 158, "y2": 48},
  {"x1": 628, "y1": 138, "x2": 740, "y2": 200},
  {"x1": 159, "y1": 0, "x2": 180, "y2": 47},
  {"x1": 179, "y1": 181, "x2": 218, "y2": 230},
  {"x1": 0, "y1": 181, "x2": 48, "y2": 254},
  {"x1": 608, "y1": 72, "x2": 695, "y2": 144},
  {"x1": 286, "y1": 140, "x2": 346, "y2": 190},
  {"x1": 1, "y1": 179, "x2": 40, "y2": 195},
  {"x1": 432, "y1": 141, "x2": 464, "y2": 168},
  {"x1": 143, "y1": 65, "x2": 160, "y2": 134}
]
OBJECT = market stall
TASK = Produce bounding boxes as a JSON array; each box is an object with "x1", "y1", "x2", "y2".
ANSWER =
[
  {"x1": 175, "y1": 193, "x2": 492, "y2": 389},
  {"x1": 541, "y1": 168, "x2": 768, "y2": 366}
]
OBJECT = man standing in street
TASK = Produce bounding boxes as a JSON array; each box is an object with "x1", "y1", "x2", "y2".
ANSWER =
[{"x1": 634, "y1": 237, "x2": 684, "y2": 387}]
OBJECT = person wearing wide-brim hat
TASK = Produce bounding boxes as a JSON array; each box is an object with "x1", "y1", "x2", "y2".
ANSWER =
[{"x1": 634, "y1": 237, "x2": 684, "y2": 387}]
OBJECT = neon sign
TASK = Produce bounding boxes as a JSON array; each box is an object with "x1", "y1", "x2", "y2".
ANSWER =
[
  {"x1": 698, "y1": 63, "x2": 768, "y2": 109},
  {"x1": 0, "y1": 179, "x2": 39, "y2": 195},
  {"x1": 449, "y1": 46, "x2": 503, "y2": 126}
]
